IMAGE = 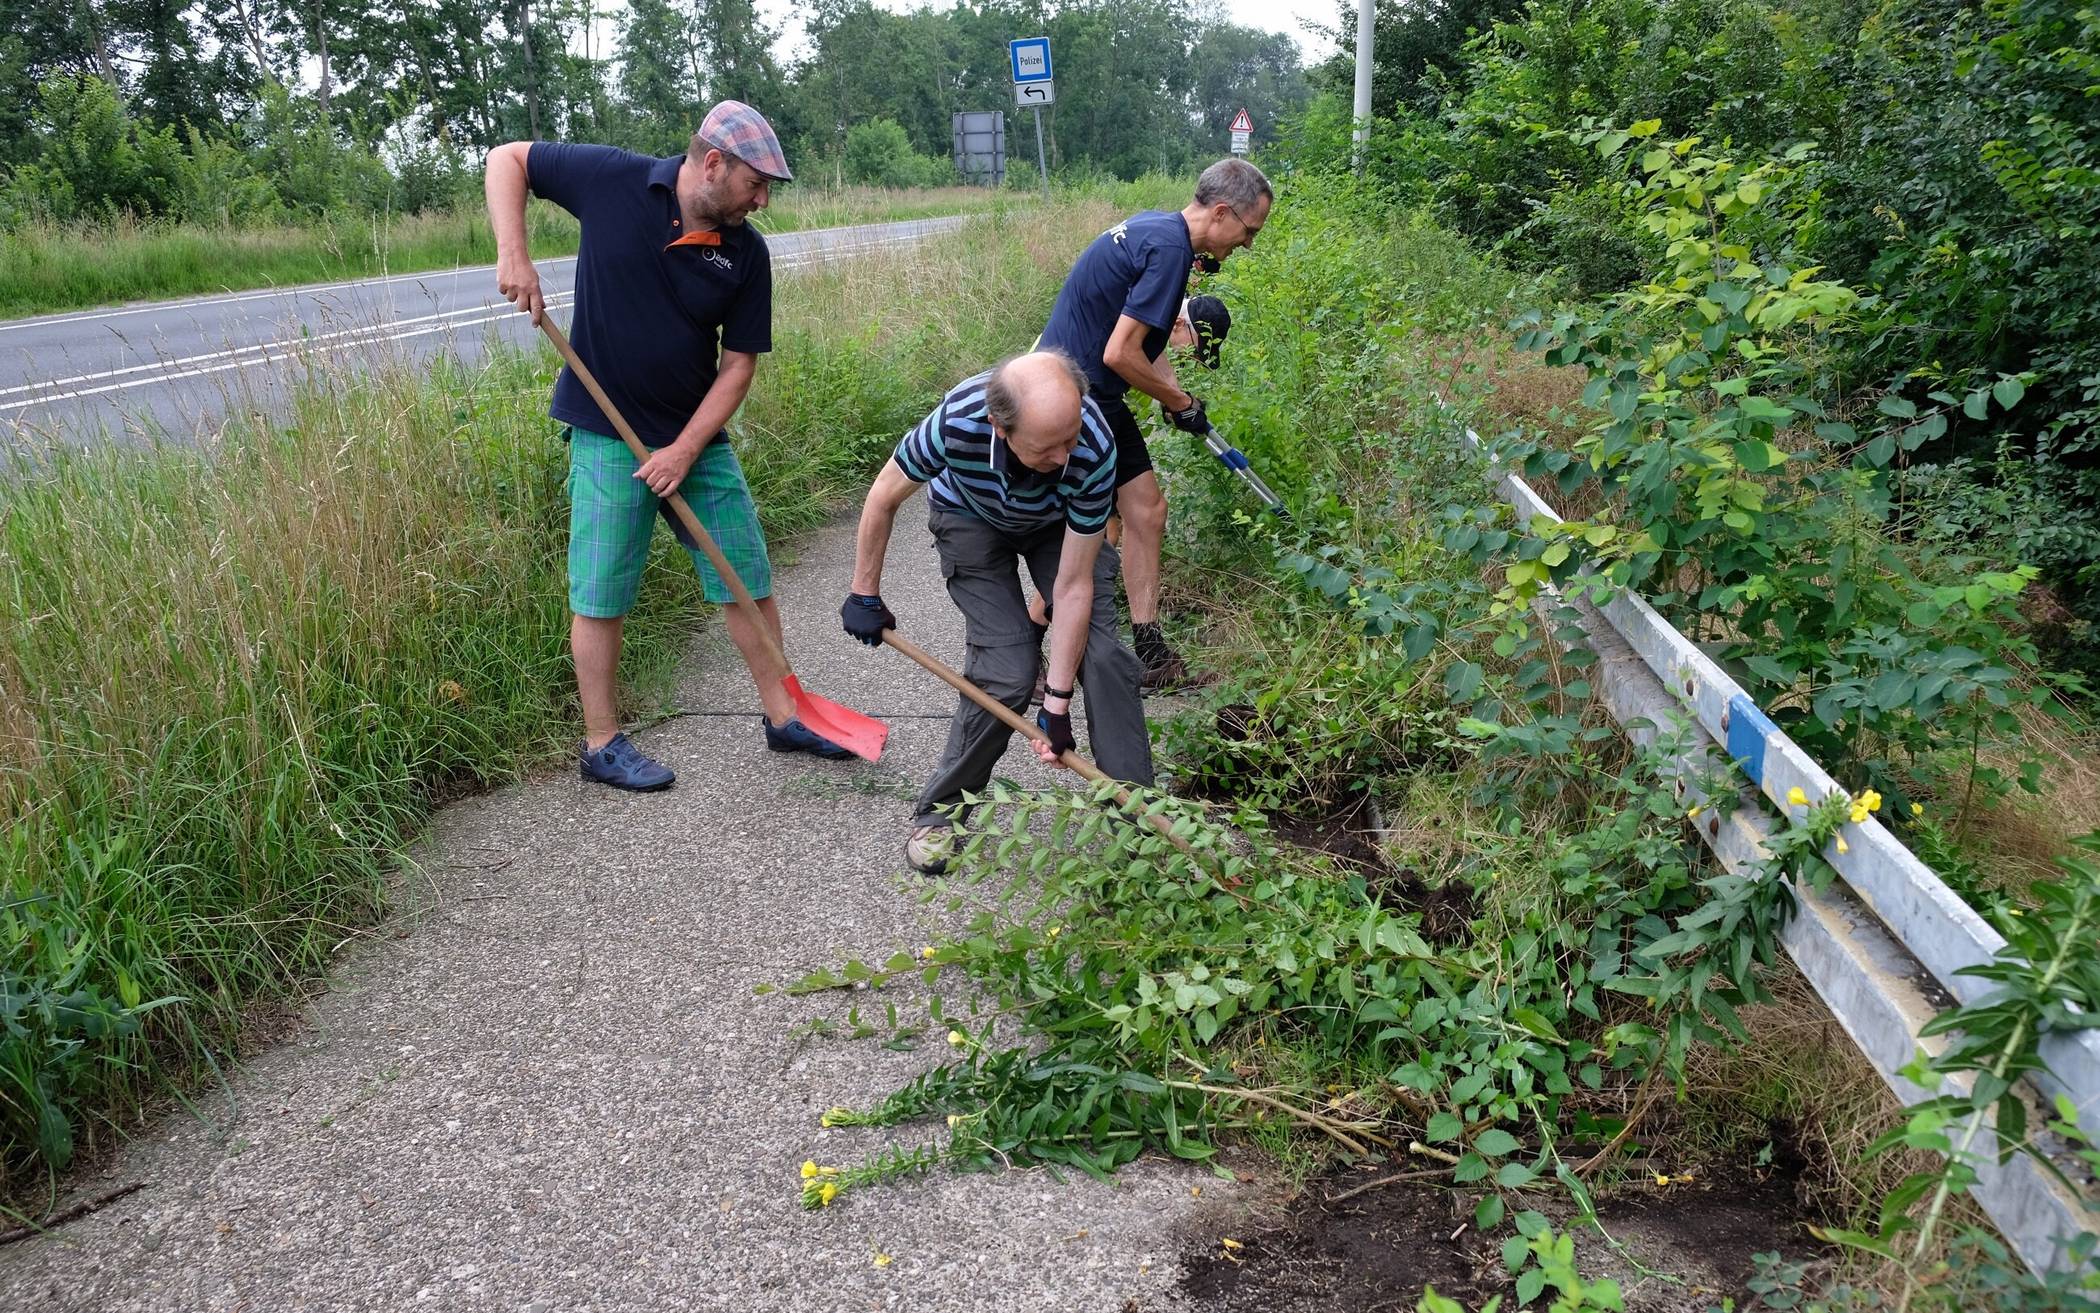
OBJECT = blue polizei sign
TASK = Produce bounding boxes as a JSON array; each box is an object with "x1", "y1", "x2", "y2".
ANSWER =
[{"x1": 1009, "y1": 37, "x2": 1052, "y2": 82}]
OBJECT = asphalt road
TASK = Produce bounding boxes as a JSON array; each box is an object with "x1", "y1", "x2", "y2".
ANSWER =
[{"x1": 0, "y1": 215, "x2": 965, "y2": 451}]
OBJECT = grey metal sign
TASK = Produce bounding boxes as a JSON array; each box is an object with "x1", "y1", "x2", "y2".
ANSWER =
[{"x1": 951, "y1": 111, "x2": 1005, "y2": 188}]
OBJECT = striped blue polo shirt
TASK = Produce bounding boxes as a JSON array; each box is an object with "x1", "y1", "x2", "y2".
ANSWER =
[{"x1": 894, "y1": 369, "x2": 1118, "y2": 535}]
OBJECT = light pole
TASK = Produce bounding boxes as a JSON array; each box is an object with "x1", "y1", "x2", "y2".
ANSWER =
[{"x1": 1352, "y1": 0, "x2": 1375, "y2": 171}]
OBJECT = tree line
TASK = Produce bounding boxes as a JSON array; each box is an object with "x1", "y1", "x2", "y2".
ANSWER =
[{"x1": 0, "y1": 0, "x2": 1309, "y2": 225}]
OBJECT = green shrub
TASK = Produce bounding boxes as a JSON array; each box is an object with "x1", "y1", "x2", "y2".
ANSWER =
[{"x1": 842, "y1": 117, "x2": 952, "y2": 189}]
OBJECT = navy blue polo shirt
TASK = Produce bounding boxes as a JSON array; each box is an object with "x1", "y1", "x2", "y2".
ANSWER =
[
  {"x1": 526, "y1": 142, "x2": 772, "y2": 446},
  {"x1": 1038, "y1": 210, "x2": 1193, "y2": 401}
]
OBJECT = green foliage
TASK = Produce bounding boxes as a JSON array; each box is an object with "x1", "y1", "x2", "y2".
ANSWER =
[
  {"x1": 841, "y1": 118, "x2": 953, "y2": 190},
  {"x1": 775, "y1": 184, "x2": 1845, "y2": 1246},
  {"x1": 0, "y1": 76, "x2": 184, "y2": 224},
  {"x1": 1491, "y1": 129, "x2": 2067, "y2": 820},
  {"x1": 1312, "y1": 0, "x2": 2100, "y2": 621},
  {"x1": 1419, "y1": 1224, "x2": 1628, "y2": 1310}
]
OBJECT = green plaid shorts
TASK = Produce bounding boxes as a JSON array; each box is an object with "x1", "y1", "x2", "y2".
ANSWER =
[{"x1": 566, "y1": 427, "x2": 773, "y2": 617}]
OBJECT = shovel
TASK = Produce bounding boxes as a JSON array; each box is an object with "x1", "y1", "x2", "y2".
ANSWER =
[
  {"x1": 537, "y1": 315, "x2": 888, "y2": 763},
  {"x1": 877, "y1": 630, "x2": 1191, "y2": 856}
]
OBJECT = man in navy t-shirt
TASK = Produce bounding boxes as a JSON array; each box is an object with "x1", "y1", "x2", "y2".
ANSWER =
[
  {"x1": 1038, "y1": 158, "x2": 1271, "y2": 691},
  {"x1": 486, "y1": 101, "x2": 854, "y2": 792}
]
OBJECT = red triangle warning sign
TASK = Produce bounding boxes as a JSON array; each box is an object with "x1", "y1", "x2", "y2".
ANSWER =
[{"x1": 1229, "y1": 108, "x2": 1254, "y2": 132}]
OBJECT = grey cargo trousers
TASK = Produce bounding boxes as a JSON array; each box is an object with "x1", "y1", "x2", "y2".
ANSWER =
[{"x1": 913, "y1": 508, "x2": 1154, "y2": 827}]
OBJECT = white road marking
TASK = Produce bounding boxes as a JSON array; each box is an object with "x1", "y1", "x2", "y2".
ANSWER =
[
  {"x1": 0, "y1": 257, "x2": 583, "y2": 334},
  {"x1": 0, "y1": 227, "x2": 951, "y2": 416}
]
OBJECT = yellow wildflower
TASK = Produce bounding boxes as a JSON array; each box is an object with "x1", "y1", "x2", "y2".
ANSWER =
[
  {"x1": 873, "y1": 1253, "x2": 893, "y2": 1268},
  {"x1": 1912, "y1": 802, "x2": 1925, "y2": 816},
  {"x1": 1836, "y1": 836, "x2": 1850, "y2": 855},
  {"x1": 1861, "y1": 789, "x2": 1882, "y2": 813},
  {"x1": 1220, "y1": 1238, "x2": 1243, "y2": 1250},
  {"x1": 920, "y1": 946, "x2": 938, "y2": 960},
  {"x1": 1048, "y1": 925, "x2": 1062, "y2": 939},
  {"x1": 819, "y1": 1182, "x2": 839, "y2": 1207},
  {"x1": 947, "y1": 1114, "x2": 962, "y2": 1129},
  {"x1": 801, "y1": 1161, "x2": 819, "y2": 1180},
  {"x1": 1653, "y1": 1172, "x2": 1670, "y2": 1186},
  {"x1": 1687, "y1": 804, "x2": 1703, "y2": 819},
  {"x1": 1849, "y1": 803, "x2": 1869, "y2": 824},
  {"x1": 947, "y1": 1029, "x2": 967, "y2": 1047},
  {"x1": 1787, "y1": 786, "x2": 1808, "y2": 806}
]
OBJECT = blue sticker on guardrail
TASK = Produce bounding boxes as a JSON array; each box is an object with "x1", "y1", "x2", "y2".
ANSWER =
[{"x1": 1726, "y1": 692, "x2": 1778, "y2": 785}]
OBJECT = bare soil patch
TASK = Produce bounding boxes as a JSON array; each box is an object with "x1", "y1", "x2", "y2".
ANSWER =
[{"x1": 1177, "y1": 1157, "x2": 1825, "y2": 1313}]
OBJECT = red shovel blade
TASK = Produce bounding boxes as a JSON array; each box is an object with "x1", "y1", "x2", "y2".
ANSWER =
[{"x1": 783, "y1": 674, "x2": 888, "y2": 762}]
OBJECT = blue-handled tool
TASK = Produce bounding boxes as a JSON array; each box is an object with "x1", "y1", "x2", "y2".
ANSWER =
[{"x1": 1201, "y1": 425, "x2": 1288, "y2": 518}]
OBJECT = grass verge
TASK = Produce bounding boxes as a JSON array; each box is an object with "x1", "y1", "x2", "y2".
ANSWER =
[{"x1": 0, "y1": 195, "x2": 1133, "y2": 1190}]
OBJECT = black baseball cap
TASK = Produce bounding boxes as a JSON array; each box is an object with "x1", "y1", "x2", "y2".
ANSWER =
[{"x1": 1184, "y1": 295, "x2": 1231, "y2": 369}]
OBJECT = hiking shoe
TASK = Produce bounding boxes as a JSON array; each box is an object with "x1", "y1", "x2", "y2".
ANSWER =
[
  {"x1": 905, "y1": 824, "x2": 953, "y2": 875},
  {"x1": 579, "y1": 732, "x2": 676, "y2": 791},
  {"x1": 764, "y1": 715, "x2": 853, "y2": 760}
]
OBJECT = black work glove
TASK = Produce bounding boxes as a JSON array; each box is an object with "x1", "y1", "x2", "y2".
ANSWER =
[
  {"x1": 841, "y1": 593, "x2": 895, "y2": 647},
  {"x1": 1167, "y1": 396, "x2": 1210, "y2": 435},
  {"x1": 1036, "y1": 705, "x2": 1076, "y2": 757}
]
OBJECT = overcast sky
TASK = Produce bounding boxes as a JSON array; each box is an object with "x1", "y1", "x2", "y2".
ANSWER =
[{"x1": 577, "y1": 1, "x2": 1342, "y2": 69}]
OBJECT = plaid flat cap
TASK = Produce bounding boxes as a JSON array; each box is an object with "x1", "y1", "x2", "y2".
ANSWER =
[{"x1": 698, "y1": 100, "x2": 792, "y2": 182}]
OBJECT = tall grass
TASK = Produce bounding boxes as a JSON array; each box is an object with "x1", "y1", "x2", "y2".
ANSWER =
[
  {"x1": 0, "y1": 184, "x2": 1013, "y2": 320},
  {"x1": 0, "y1": 198, "x2": 1118, "y2": 1187}
]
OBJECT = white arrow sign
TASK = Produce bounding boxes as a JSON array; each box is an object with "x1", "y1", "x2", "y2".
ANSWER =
[{"x1": 1015, "y1": 78, "x2": 1055, "y2": 108}]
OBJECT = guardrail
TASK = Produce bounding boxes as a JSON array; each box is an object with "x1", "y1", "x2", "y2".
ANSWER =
[{"x1": 1460, "y1": 420, "x2": 2099, "y2": 1276}]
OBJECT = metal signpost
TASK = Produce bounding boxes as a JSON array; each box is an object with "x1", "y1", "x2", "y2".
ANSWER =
[
  {"x1": 951, "y1": 110, "x2": 1005, "y2": 187},
  {"x1": 1010, "y1": 36, "x2": 1052, "y2": 201},
  {"x1": 1229, "y1": 107, "x2": 1253, "y2": 156}
]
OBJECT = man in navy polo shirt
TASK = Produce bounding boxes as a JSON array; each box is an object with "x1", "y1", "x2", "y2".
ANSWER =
[
  {"x1": 1038, "y1": 158, "x2": 1272, "y2": 692},
  {"x1": 837, "y1": 351, "x2": 1150, "y2": 875},
  {"x1": 486, "y1": 100, "x2": 852, "y2": 792}
]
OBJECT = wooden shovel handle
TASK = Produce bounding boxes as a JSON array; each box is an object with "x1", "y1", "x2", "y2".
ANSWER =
[
  {"x1": 879, "y1": 631, "x2": 1191, "y2": 855},
  {"x1": 537, "y1": 315, "x2": 790, "y2": 680}
]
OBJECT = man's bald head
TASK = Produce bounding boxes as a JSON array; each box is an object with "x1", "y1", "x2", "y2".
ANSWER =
[{"x1": 986, "y1": 350, "x2": 1090, "y2": 472}]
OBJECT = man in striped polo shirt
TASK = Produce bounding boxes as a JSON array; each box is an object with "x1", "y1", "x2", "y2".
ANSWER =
[{"x1": 840, "y1": 352, "x2": 1152, "y2": 874}]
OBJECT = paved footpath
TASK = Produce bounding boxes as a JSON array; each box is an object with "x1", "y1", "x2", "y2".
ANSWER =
[{"x1": 0, "y1": 495, "x2": 1239, "y2": 1312}]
